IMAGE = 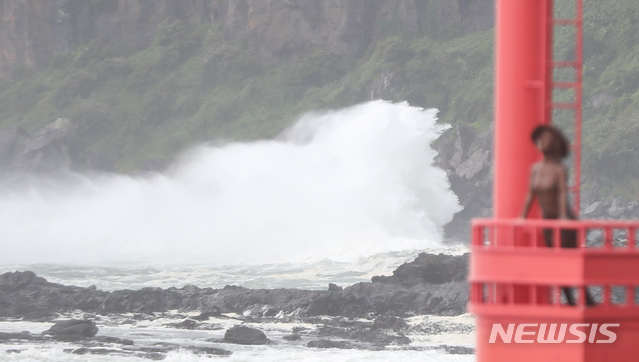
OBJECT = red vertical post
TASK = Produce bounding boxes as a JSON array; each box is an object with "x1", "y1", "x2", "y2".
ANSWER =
[
  {"x1": 476, "y1": 1, "x2": 553, "y2": 360},
  {"x1": 493, "y1": 0, "x2": 552, "y2": 223},
  {"x1": 490, "y1": 0, "x2": 553, "y2": 308}
]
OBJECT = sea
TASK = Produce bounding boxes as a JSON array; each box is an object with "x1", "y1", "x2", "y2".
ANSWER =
[{"x1": 0, "y1": 101, "x2": 476, "y2": 361}]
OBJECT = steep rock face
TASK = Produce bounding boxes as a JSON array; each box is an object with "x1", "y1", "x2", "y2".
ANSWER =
[
  {"x1": 0, "y1": 117, "x2": 75, "y2": 174},
  {"x1": 434, "y1": 125, "x2": 492, "y2": 242},
  {"x1": 0, "y1": 0, "x2": 494, "y2": 80},
  {"x1": 0, "y1": 0, "x2": 214, "y2": 79}
]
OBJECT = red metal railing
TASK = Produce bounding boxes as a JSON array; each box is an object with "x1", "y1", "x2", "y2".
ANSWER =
[
  {"x1": 472, "y1": 218, "x2": 638, "y2": 249},
  {"x1": 469, "y1": 219, "x2": 639, "y2": 317}
]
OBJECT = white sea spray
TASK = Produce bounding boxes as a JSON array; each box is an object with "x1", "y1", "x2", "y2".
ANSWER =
[{"x1": 0, "y1": 101, "x2": 460, "y2": 266}]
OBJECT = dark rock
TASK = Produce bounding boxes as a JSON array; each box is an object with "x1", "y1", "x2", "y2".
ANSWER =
[
  {"x1": 0, "y1": 251, "x2": 470, "y2": 322},
  {"x1": 372, "y1": 253, "x2": 469, "y2": 287},
  {"x1": 372, "y1": 316, "x2": 407, "y2": 331},
  {"x1": 306, "y1": 339, "x2": 353, "y2": 349},
  {"x1": 0, "y1": 270, "x2": 46, "y2": 292},
  {"x1": 317, "y1": 324, "x2": 410, "y2": 346},
  {"x1": 44, "y1": 320, "x2": 99, "y2": 338},
  {"x1": 441, "y1": 345, "x2": 475, "y2": 355},
  {"x1": 167, "y1": 319, "x2": 197, "y2": 330},
  {"x1": 0, "y1": 331, "x2": 37, "y2": 341},
  {"x1": 192, "y1": 307, "x2": 221, "y2": 320},
  {"x1": 61, "y1": 343, "x2": 232, "y2": 359},
  {"x1": 223, "y1": 325, "x2": 269, "y2": 345},
  {"x1": 328, "y1": 283, "x2": 343, "y2": 291},
  {"x1": 184, "y1": 346, "x2": 233, "y2": 356}
]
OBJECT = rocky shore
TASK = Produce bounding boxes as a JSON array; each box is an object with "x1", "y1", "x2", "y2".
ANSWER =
[
  {"x1": 0, "y1": 253, "x2": 472, "y2": 358},
  {"x1": 0, "y1": 253, "x2": 468, "y2": 321}
]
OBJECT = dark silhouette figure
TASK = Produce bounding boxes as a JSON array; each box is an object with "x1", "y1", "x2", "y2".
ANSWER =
[{"x1": 521, "y1": 125, "x2": 595, "y2": 306}]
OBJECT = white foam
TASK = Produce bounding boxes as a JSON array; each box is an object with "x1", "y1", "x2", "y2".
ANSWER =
[
  {"x1": 0, "y1": 313, "x2": 476, "y2": 362},
  {"x1": 0, "y1": 247, "x2": 469, "y2": 290},
  {"x1": 0, "y1": 101, "x2": 460, "y2": 266},
  {"x1": 0, "y1": 347, "x2": 475, "y2": 362}
]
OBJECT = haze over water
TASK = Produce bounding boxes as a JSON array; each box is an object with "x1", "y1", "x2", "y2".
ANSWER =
[{"x1": 0, "y1": 101, "x2": 461, "y2": 267}]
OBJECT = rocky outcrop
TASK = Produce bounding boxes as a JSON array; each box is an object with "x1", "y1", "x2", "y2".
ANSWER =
[
  {"x1": 434, "y1": 124, "x2": 493, "y2": 242},
  {"x1": 0, "y1": 117, "x2": 75, "y2": 174},
  {"x1": 0, "y1": 253, "x2": 469, "y2": 321},
  {"x1": 372, "y1": 253, "x2": 469, "y2": 286},
  {"x1": 0, "y1": 0, "x2": 494, "y2": 80}
]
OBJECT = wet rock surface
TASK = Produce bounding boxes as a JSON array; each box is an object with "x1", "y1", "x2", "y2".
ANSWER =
[
  {"x1": 0, "y1": 252, "x2": 473, "y2": 355},
  {"x1": 44, "y1": 320, "x2": 99, "y2": 338},
  {"x1": 0, "y1": 253, "x2": 469, "y2": 321},
  {"x1": 372, "y1": 253, "x2": 468, "y2": 287},
  {"x1": 223, "y1": 325, "x2": 269, "y2": 345},
  {"x1": 306, "y1": 339, "x2": 354, "y2": 349}
]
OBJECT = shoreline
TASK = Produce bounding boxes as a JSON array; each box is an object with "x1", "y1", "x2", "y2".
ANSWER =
[{"x1": 0, "y1": 253, "x2": 474, "y2": 359}]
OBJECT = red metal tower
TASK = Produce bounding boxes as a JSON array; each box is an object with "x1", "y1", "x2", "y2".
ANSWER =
[{"x1": 469, "y1": 0, "x2": 639, "y2": 360}]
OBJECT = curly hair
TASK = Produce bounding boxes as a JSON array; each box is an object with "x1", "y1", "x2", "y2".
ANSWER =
[{"x1": 531, "y1": 125, "x2": 570, "y2": 159}]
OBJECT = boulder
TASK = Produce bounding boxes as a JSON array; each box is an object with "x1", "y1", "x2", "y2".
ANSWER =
[
  {"x1": 43, "y1": 320, "x2": 98, "y2": 338},
  {"x1": 223, "y1": 325, "x2": 269, "y2": 345}
]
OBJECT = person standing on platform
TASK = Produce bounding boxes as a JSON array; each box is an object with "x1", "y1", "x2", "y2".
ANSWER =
[{"x1": 521, "y1": 124, "x2": 596, "y2": 306}]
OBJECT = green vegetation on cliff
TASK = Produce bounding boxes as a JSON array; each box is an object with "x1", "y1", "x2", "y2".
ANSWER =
[
  {"x1": 0, "y1": 14, "x2": 494, "y2": 172},
  {"x1": 0, "y1": 0, "x2": 638, "y2": 199}
]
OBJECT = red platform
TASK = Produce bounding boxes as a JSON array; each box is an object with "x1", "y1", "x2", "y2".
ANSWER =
[
  {"x1": 470, "y1": 219, "x2": 639, "y2": 361},
  {"x1": 470, "y1": 0, "x2": 639, "y2": 360}
]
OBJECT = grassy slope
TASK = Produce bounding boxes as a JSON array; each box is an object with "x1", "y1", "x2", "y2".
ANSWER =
[{"x1": 0, "y1": 1, "x2": 637, "y2": 199}]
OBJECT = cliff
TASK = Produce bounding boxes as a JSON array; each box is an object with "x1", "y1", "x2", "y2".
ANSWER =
[
  {"x1": 0, "y1": 0, "x2": 493, "y2": 80},
  {"x1": 1, "y1": 0, "x2": 638, "y2": 234}
]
